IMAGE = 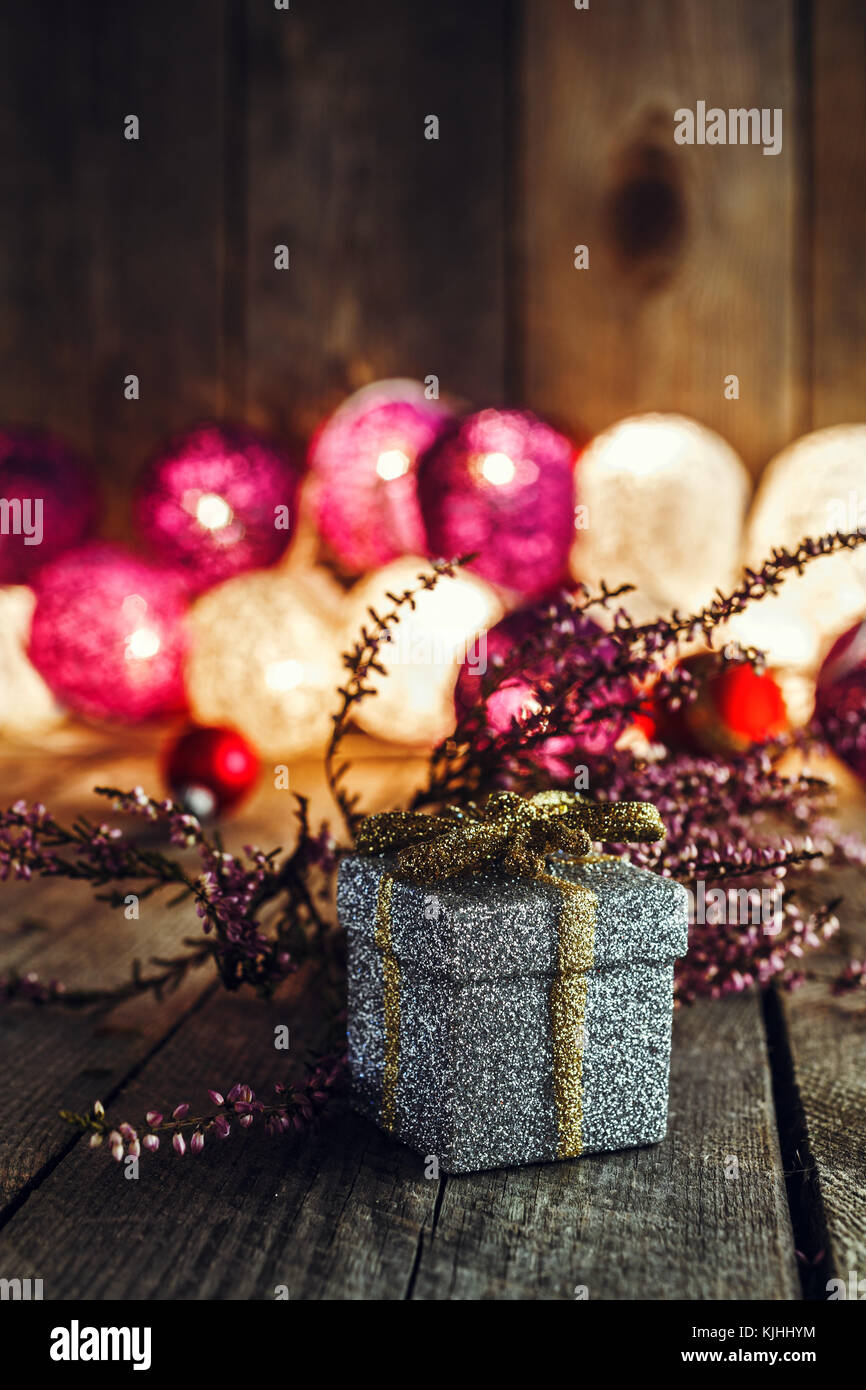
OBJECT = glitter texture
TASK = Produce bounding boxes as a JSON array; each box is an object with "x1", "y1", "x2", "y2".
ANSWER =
[
  {"x1": 355, "y1": 790, "x2": 665, "y2": 884},
  {"x1": 135, "y1": 423, "x2": 300, "y2": 594},
  {"x1": 417, "y1": 408, "x2": 576, "y2": 600},
  {"x1": 342, "y1": 795, "x2": 688, "y2": 1174}
]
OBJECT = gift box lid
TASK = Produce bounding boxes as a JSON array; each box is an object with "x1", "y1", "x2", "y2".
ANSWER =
[{"x1": 339, "y1": 852, "x2": 689, "y2": 983}]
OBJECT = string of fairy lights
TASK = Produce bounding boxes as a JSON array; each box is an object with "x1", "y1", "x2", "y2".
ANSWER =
[{"x1": 0, "y1": 381, "x2": 865, "y2": 808}]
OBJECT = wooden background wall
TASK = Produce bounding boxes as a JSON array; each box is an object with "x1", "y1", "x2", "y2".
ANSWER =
[{"x1": 0, "y1": 0, "x2": 863, "y2": 537}]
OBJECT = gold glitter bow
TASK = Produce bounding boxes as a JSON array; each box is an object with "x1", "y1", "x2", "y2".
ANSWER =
[
  {"x1": 356, "y1": 790, "x2": 665, "y2": 1158},
  {"x1": 355, "y1": 789, "x2": 666, "y2": 885}
]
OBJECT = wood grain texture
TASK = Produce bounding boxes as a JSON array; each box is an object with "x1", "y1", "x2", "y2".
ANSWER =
[
  {"x1": 82, "y1": 0, "x2": 226, "y2": 534},
  {"x1": 519, "y1": 0, "x2": 799, "y2": 475},
  {"x1": 0, "y1": 976, "x2": 439, "y2": 1301},
  {"x1": 0, "y1": 2, "x2": 226, "y2": 536},
  {"x1": 810, "y1": 0, "x2": 866, "y2": 427},
  {"x1": 0, "y1": 888, "x2": 215, "y2": 1207},
  {"x1": 0, "y1": 733, "x2": 426, "y2": 1218},
  {"x1": 776, "y1": 854, "x2": 866, "y2": 1287},
  {"x1": 243, "y1": 0, "x2": 507, "y2": 445},
  {"x1": 0, "y1": 4, "x2": 93, "y2": 453}
]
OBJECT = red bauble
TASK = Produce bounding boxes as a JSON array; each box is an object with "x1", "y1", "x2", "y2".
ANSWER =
[
  {"x1": 814, "y1": 621, "x2": 866, "y2": 781},
  {"x1": 164, "y1": 725, "x2": 260, "y2": 818},
  {"x1": 650, "y1": 656, "x2": 788, "y2": 755}
]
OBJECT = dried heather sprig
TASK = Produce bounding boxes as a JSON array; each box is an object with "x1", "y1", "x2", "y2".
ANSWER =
[
  {"x1": 61, "y1": 1053, "x2": 347, "y2": 1161},
  {"x1": 415, "y1": 531, "x2": 866, "y2": 808},
  {"x1": 325, "y1": 555, "x2": 474, "y2": 836},
  {"x1": 832, "y1": 959, "x2": 866, "y2": 996},
  {"x1": 0, "y1": 787, "x2": 337, "y2": 1004}
]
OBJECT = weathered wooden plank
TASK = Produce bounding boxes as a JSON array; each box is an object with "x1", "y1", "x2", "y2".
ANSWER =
[
  {"x1": 0, "y1": 3, "x2": 225, "y2": 534},
  {"x1": 0, "y1": 733, "x2": 426, "y2": 1218},
  {"x1": 0, "y1": 977, "x2": 439, "y2": 1301},
  {"x1": 810, "y1": 0, "x2": 866, "y2": 427},
  {"x1": 0, "y1": 884, "x2": 215, "y2": 1208},
  {"x1": 410, "y1": 995, "x2": 799, "y2": 1299},
  {"x1": 82, "y1": 0, "x2": 226, "y2": 532},
  {"x1": 776, "y1": 848, "x2": 866, "y2": 1291},
  {"x1": 520, "y1": 0, "x2": 799, "y2": 475},
  {"x1": 0, "y1": 737, "x2": 219, "y2": 1207},
  {"x1": 0, "y1": 732, "x2": 429, "y2": 1294},
  {"x1": 0, "y1": 732, "x2": 804, "y2": 1299},
  {"x1": 0, "y1": 3, "x2": 93, "y2": 455},
  {"x1": 243, "y1": 0, "x2": 507, "y2": 444}
]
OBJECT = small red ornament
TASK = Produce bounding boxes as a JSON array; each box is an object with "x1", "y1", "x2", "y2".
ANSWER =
[
  {"x1": 650, "y1": 655, "x2": 788, "y2": 756},
  {"x1": 164, "y1": 725, "x2": 260, "y2": 819}
]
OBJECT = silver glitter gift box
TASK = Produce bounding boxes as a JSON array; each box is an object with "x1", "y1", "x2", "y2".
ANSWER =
[{"x1": 341, "y1": 851, "x2": 689, "y2": 1174}]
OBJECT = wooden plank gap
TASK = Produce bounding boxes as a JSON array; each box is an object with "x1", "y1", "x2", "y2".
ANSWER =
[
  {"x1": 762, "y1": 985, "x2": 833, "y2": 1300},
  {"x1": 403, "y1": 1169, "x2": 447, "y2": 1300}
]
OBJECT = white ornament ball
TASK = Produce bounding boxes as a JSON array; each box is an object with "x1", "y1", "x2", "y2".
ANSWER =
[
  {"x1": 343, "y1": 558, "x2": 504, "y2": 745},
  {"x1": 570, "y1": 414, "x2": 750, "y2": 623},
  {"x1": 186, "y1": 570, "x2": 344, "y2": 758},
  {"x1": 745, "y1": 424, "x2": 866, "y2": 671},
  {"x1": 0, "y1": 586, "x2": 65, "y2": 738}
]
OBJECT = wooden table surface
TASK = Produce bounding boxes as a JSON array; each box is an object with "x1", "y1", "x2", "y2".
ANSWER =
[{"x1": 0, "y1": 731, "x2": 864, "y2": 1301}]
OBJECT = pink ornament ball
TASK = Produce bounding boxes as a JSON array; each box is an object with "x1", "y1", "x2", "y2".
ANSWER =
[
  {"x1": 0, "y1": 429, "x2": 97, "y2": 584},
  {"x1": 418, "y1": 408, "x2": 576, "y2": 600},
  {"x1": 455, "y1": 603, "x2": 627, "y2": 782},
  {"x1": 308, "y1": 379, "x2": 455, "y2": 573},
  {"x1": 814, "y1": 620, "x2": 866, "y2": 781},
  {"x1": 28, "y1": 544, "x2": 189, "y2": 721},
  {"x1": 135, "y1": 423, "x2": 300, "y2": 593}
]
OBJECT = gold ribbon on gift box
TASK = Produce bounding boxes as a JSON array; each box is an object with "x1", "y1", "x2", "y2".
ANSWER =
[{"x1": 355, "y1": 790, "x2": 666, "y2": 1158}]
